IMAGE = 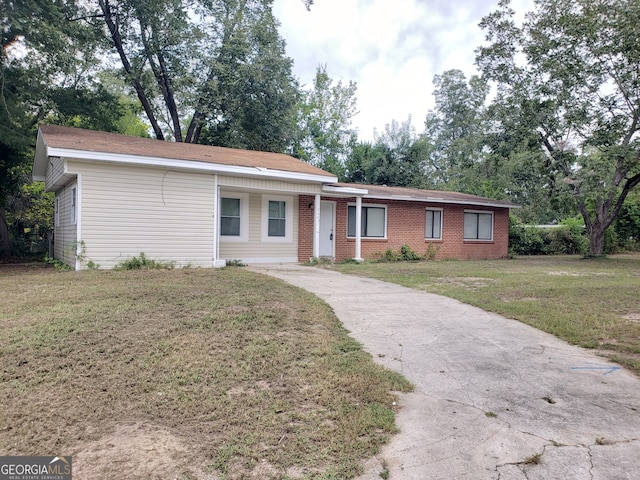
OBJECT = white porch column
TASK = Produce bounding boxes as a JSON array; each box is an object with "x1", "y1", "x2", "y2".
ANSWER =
[
  {"x1": 212, "y1": 175, "x2": 226, "y2": 268},
  {"x1": 355, "y1": 195, "x2": 363, "y2": 262},
  {"x1": 313, "y1": 194, "x2": 321, "y2": 260}
]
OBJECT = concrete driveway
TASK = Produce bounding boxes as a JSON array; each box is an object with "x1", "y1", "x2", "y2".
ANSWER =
[{"x1": 250, "y1": 264, "x2": 640, "y2": 480}]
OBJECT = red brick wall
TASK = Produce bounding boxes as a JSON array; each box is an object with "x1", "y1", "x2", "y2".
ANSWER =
[
  {"x1": 297, "y1": 195, "x2": 510, "y2": 262},
  {"x1": 298, "y1": 195, "x2": 315, "y2": 262}
]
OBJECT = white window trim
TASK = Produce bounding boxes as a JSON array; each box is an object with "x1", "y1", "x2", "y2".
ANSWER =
[
  {"x1": 463, "y1": 210, "x2": 494, "y2": 241},
  {"x1": 261, "y1": 194, "x2": 294, "y2": 243},
  {"x1": 425, "y1": 208, "x2": 443, "y2": 240},
  {"x1": 347, "y1": 203, "x2": 388, "y2": 240},
  {"x1": 219, "y1": 192, "x2": 250, "y2": 243}
]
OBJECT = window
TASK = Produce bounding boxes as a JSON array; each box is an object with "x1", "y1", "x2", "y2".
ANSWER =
[
  {"x1": 54, "y1": 198, "x2": 60, "y2": 227},
  {"x1": 347, "y1": 204, "x2": 386, "y2": 238},
  {"x1": 220, "y1": 192, "x2": 249, "y2": 242},
  {"x1": 71, "y1": 187, "x2": 77, "y2": 225},
  {"x1": 221, "y1": 198, "x2": 241, "y2": 236},
  {"x1": 464, "y1": 211, "x2": 493, "y2": 240},
  {"x1": 425, "y1": 209, "x2": 442, "y2": 240},
  {"x1": 268, "y1": 200, "x2": 286, "y2": 237},
  {"x1": 261, "y1": 195, "x2": 293, "y2": 242}
]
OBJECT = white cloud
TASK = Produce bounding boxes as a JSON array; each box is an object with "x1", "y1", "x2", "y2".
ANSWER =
[{"x1": 273, "y1": 0, "x2": 534, "y2": 140}]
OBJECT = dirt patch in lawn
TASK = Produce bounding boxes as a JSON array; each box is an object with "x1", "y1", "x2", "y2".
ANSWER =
[
  {"x1": 431, "y1": 277, "x2": 493, "y2": 289},
  {"x1": 623, "y1": 312, "x2": 640, "y2": 322},
  {"x1": 72, "y1": 423, "x2": 204, "y2": 479}
]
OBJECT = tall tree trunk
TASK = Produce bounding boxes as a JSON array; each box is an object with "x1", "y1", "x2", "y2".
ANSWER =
[
  {"x1": 98, "y1": 0, "x2": 165, "y2": 140},
  {"x1": 0, "y1": 206, "x2": 11, "y2": 258},
  {"x1": 586, "y1": 222, "x2": 606, "y2": 257}
]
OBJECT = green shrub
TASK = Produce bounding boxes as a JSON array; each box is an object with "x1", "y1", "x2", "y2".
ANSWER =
[
  {"x1": 374, "y1": 245, "x2": 439, "y2": 263},
  {"x1": 114, "y1": 253, "x2": 174, "y2": 270},
  {"x1": 509, "y1": 218, "x2": 587, "y2": 256}
]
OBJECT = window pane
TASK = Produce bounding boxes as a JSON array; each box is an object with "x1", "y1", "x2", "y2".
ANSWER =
[
  {"x1": 268, "y1": 218, "x2": 286, "y2": 237},
  {"x1": 347, "y1": 206, "x2": 356, "y2": 237},
  {"x1": 464, "y1": 213, "x2": 478, "y2": 239},
  {"x1": 433, "y1": 211, "x2": 442, "y2": 238},
  {"x1": 267, "y1": 200, "x2": 286, "y2": 237},
  {"x1": 221, "y1": 198, "x2": 240, "y2": 216},
  {"x1": 269, "y1": 201, "x2": 286, "y2": 219},
  {"x1": 426, "y1": 210, "x2": 441, "y2": 239},
  {"x1": 364, "y1": 207, "x2": 385, "y2": 237},
  {"x1": 221, "y1": 217, "x2": 240, "y2": 236},
  {"x1": 478, "y1": 213, "x2": 492, "y2": 240}
]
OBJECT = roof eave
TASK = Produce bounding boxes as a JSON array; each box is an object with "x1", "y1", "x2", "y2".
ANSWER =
[
  {"x1": 46, "y1": 146, "x2": 338, "y2": 184},
  {"x1": 363, "y1": 194, "x2": 520, "y2": 209},
  {"x1": 322, "y1": 185, "x2": 369, "y2": 196}
]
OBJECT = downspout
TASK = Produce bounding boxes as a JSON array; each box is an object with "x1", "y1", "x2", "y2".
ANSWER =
[
  {"x1": 355, "y1": 195, "x2": 363, "y2": 262},
  {"x1": 212, "y1": 175, "x2": 226, "y2": 268},
  {"x1": 313, "y1": 194, "x2": 321, "y2": 260}
]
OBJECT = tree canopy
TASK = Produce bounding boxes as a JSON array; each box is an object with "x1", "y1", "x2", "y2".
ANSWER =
[
  {"x1": 93, "y1": 0, "x2": 299, "y2": 149},
  {"x1": 292, "y1": 65, "x2": 358, "y2": 178},
  {"x1": 476, "y1": 0, "x2": 640, "y2": 255}
]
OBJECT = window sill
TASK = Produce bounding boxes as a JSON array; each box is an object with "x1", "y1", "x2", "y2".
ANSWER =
[{"x1": 346, "y1": 237, "x2": 388, "y2": 242}]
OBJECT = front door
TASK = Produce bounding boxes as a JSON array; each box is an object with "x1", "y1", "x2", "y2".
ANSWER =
[{"x1": 319, "y1": 201, "x2": 335, "y2": 258}]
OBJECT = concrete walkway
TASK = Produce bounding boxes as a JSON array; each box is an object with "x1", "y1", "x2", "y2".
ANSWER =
[{"x1": 250, "y1": 264, "x2": 640, "y2": 480}]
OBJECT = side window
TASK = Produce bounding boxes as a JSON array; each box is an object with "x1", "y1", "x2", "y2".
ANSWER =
[
  {"x1": 221, "y1": 198, "x2": 241, "y2": 236},
  {"x1": 54, "y1": 198, "x2": 60, "y2": 227},
  {"x1": 220, "y1": 193, "x2": 249, "y2": 242},
  {"x1": 261, "y1": 195, "x2": 293, "y2": 242},
  {"x1": 268, "y1": 200, "x2": 286, "y2": 237},
  {"x1": 464, "y1": 211, "x2": 493, "y2": 240},
  {"x1": 425, "y1": 209, "x2": 442, "y2": 240}
]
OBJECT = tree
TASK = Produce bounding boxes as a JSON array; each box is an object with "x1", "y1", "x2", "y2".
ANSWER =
[
  {"x1": 292, "y1": 65, "x2": 358, "y2": 178},
  {"x1": 423, "y1": 70, "x2": 489, "y2": 191},
  {"x1": 1, "y1": 0, "x2": 104, "y2": 257},
  {"x1": 477, "y1": 0, "x2": 640, "y2": 256},
  {"x1": 345, "y1": 117, "x2": 429, "y2": 188},
  {"x1": 94, "y1": 0, "x2": 298, "y2": 149}
]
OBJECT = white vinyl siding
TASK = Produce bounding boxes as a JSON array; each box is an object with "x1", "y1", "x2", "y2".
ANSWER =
[
  {"x1": 464, "y1": 211, "x2": 493, "y2": 241},
  {"x1": 53, "y1": 183, "x2": 78, "y2": 266},
  {"x1": 219, "y1": 176, "x2": 323, "y2": 195},
  {"x1": 425, "y1": 209, "x2": 442, "y2": 240},
  {"x1": 220, "y1": 193, "x2": 298, "y2": 262},
  {"x1": 70, "y1": 161, "x2": 215, "y2": 269},
  {"x1": 46, "y1": 156, "x2": 64, "y2": 186},
  {"x1": 347, "y1": 204, "x2": 387, "y2": 238}
]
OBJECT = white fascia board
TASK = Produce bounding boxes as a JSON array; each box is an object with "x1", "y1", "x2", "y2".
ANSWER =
[
  {"x1": 322, "y1": 185, "x2": 369, "y2": 196},
  {"x1": 46, "y1": 147, "x2": 338, "y2": 184},
  {"x1": 364, "y1": 194, "x2": 520, "y2": 209}
]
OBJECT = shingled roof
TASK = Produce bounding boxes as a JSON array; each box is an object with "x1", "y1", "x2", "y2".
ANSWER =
[
  {"x1": 333, "y1": 183, "x2": 519, "y2": 208},
  {"x1": 35, "y1": 124, "x2": 335, "y2": 179}
]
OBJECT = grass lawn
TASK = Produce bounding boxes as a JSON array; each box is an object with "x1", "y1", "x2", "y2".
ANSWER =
[
  {"x1": 0, "y1": 265, "x2": 411, "y2": 479},
  {"x1": 331, "y1": 254, "x2": 640, "y2": 375}
]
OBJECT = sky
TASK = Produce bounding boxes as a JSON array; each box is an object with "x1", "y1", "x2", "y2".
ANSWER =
[{"x1": 272, "y1": 0, "x2": 534, "y2": 141}]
